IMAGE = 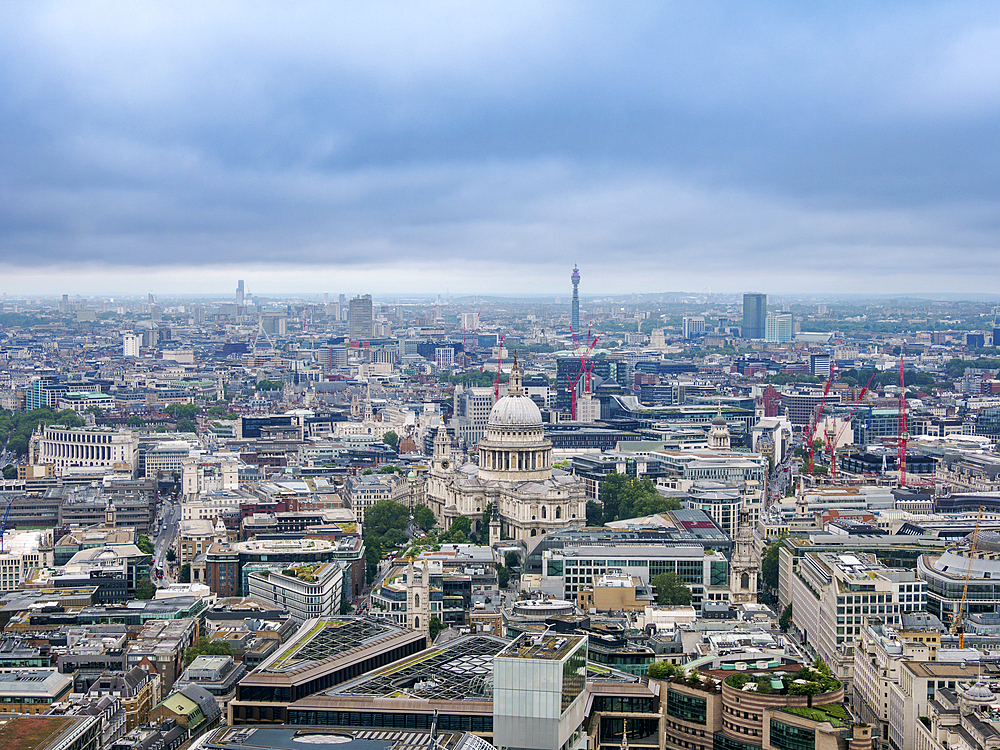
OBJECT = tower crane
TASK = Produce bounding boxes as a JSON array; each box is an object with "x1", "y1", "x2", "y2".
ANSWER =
[
  {"x1": 0, "y1": 496, "x2": 16, "y2": 553},
  {"x1": 827, "y1": 372, "x2": 877, "y2": 477},
  {"x1": 806, "y1": 364, "x2": 836, "y2": 474},
  {"x1": 898, "y1": 354, "x2": 909, "y2": 487},
  {"x1": 954, "y1": 506, "x2": 984, "y2": 650}
]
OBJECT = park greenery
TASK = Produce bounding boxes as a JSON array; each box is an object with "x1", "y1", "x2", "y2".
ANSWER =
[
  {"x1": 136, "y1": 535, "x2": 154, "y2": 555},
  {"x1": 363, "y1": 498, "x2": 410, "y2": 583},
  {"x1": 383, "y1": 431, "x2": 399, "y2": 451},
  {"x1": 0, "y1": 407, "x2": 85, "y2": 457},
  {"x1": 597, "y1": 473, "x2": 682, "y2": 524}
]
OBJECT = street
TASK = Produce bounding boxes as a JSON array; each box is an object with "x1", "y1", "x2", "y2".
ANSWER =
[{"x1": 152, "y1": 495, "x2": 181, "y2": 587}]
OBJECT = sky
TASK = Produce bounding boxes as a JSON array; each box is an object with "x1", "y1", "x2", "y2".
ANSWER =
[{"x1": 1, "y1": 2, "x2": 1000, "y2": 297}]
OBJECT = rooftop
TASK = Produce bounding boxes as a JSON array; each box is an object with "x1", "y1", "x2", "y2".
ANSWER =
[
  {"x1": 261, "y1": 618, "x2": 405, "y2": 673},
  {"x1": 0, "y1": 716, "x2": 81, "y2": 750},
  {"x1": 498, "y1": 633, "x2": 586, "y2": 662},
  {"x1": 199, "y1": 725, "x2": 483, "y2": 750},
  {"x1": 325, "y1": 634, "x2": 508, "y2": 701}
]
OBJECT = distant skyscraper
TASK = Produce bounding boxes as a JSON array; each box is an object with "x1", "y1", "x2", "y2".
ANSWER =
[
  {"x1": 765, "y1": 312, "x2": 793, "y2": 343},
  {"x1": 236, "y1": 279, "x2": 245, "y2": 307},
  {"x1": 349, "y1": 294, "x2": 374, "y2": 341},
  {"x1": 571, "y1": 265, "x2": 580, "y2": 333},
  {"x1": 742, "y1": 293, "x2": 767, "y2": 339}
]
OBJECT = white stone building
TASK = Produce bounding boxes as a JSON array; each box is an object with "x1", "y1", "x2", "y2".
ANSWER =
[{"x1": 426, "y1": 358, "x2": 586, "y2": 542}]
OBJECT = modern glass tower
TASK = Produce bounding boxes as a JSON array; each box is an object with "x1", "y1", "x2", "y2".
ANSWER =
[{"x1": 742, "y1": 292, "x2": 767, "y2": 339}]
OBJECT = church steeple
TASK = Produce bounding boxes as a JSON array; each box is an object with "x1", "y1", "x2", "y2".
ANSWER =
[{"x1": 508, "y1": 353, "x2": 523, "y2": 396}]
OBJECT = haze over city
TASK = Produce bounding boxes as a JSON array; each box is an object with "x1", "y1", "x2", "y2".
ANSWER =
[{"x1": 2, "y1": 2, "x2": 1000, "y2": 296}]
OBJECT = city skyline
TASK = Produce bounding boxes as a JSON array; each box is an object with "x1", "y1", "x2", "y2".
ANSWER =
[{"x1": 1, "y1": 2, "x2": 999, "y2": 296}]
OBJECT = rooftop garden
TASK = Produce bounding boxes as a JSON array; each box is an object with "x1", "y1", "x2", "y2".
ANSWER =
[
  {"x1": 280, "y1": 563, "x2": 326, "y2": 582},
  {"x1": 647, "y1": 661, "x2": 718, "y2": 691},
  {"x1": 783, "y1": 704, "x2": 849, "y2": 727},
  {"x1": 724, "y1": 662, "x2": 841, "y2": 697}
]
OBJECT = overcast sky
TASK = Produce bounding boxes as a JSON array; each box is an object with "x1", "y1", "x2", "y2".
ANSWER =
[{"x1": 1, "y1": 2, "x2": 999, "y2": 297}]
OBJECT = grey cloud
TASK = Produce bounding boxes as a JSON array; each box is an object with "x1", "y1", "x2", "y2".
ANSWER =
[{"x1": 0, "y1": 1, "x2": 999, "y2": 292}]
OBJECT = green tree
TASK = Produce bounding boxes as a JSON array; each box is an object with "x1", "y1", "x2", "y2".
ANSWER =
[
  {"x1": 178, "y1": 563, "x2": 191, "y2": 583},
  {"x1": 166, "y1": 548, "x2": 176, "y2": 562},
  {"x1": 365, "y1": 541, "x2": 382, "y2": 585},
  {"x1": 378, "y1": 465, "x2": 402, "y2": 474},
  {"x1": 176, "y1": 418, "x2": 198, "y2": 433},
  {"x1": 85, "y1": 405, "x2": 104, "y2": 418},
  {"x1": 651, "y1": 572, "x2": 692, "y2": 606},
  {"x1": 365, "y1": 499, "x2": 410, "y2": 538},
  {"x1": 136, "y1": 535, "x2": 154, "y2": 555},
  {"x1": 428, "y1": 615, "x2": 446, "y2": 640},
  {"x1": 164, "y1": 403, "x2": 200, "y2": 420},
  {"x1": 414, "y1": 504, "x2": 436, "y2": 532},
  {"x1": 383, "y1": 431, "x2": 399, "y2": 451},
  {"x1": 599, "y1": 473, "x2": 630, "y2": 523},
  {"x1": 505, "y1": 550, "x2": 520, "y2": 569},
  {"x1": 586, "y1": 500, "x2": 603, "y2": 527},
  {"x1": 183, "y1": 636, "x2": 235, "y2": 667},
  {"x1": 761, "y1": 533, "x2": 787, "y2": 591},
  {"x1": 255, "y1": 379, "x2": 283, "y2": 392},
  {"x1": 647, "y1": 661, "x2": 677, "y2": 680},
  {"x1": 497, "y1": 564, "x2": 510, "y2": 589},
  {"x1": 127, "y1": 415, "x2": 145, "y2": 428},
  {"x1": 779, "y1": 603, "x2": 793, "y2": 632},
  {"x1": 1, "y1": 466, "x2": 16, "y2": 480},
  {"x1": 135, "y1": 577, "x2": 157, "y2": 600},
  {"x1": 440, "y1": 516, "x2": 471, "y2": 544}
]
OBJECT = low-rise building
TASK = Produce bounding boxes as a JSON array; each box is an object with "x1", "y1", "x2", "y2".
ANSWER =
[
  {"x1": 0, "y1": 670, "x2": 73, "y2": 714},
  {"x1": 174, "y1": 655, "x2": 245, "y2": 716}
]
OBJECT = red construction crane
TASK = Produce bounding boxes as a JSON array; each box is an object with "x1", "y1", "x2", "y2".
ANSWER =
[
  {"x1": 898, "y1": 353, "x2": 909, "y2": 487},
  {"x1": 827, "y1": 372, "x2": 878, "y2": 477},
  {"x1": 493, "y1": 334, "x2": 506, "y2": 403},
  {"x1": 566, "y1": 333, "x2": 602, "y2": 421},
  {"x1": 807, "y1": 363, "x2": 836, "y2": 474}
]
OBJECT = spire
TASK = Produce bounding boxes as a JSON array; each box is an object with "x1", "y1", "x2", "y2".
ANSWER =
[{"x1": 508, "y1": 353, "x2": 523, "y2": 396}]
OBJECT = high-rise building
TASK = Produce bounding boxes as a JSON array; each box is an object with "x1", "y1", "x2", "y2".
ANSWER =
[
  {"x1": 682, "y1": 316, "x2": 705, "y2": 339},
  {"x1": 348, "y1": 294, "x2": 373, "y2": 341},
  {"x1": 742, "y1": 292, "x2": 767, "y2": 339},
  {"x1": 571, "y1": 265, "x2": 580, "y2": 333},
  {"x1": 123, "y1": 332, "x2": 140, "y2": 357},
  {"x1": 236, "y1": 280, "x2": 244, "y2": 307},
  {"x1": 764, "y1": 312, "x2": 793, "y2": 343}
]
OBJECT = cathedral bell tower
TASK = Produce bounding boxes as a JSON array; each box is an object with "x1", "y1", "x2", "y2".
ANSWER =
[
  {"x1": 729, "y1": 506, "x2": 759, "y2": 605},
  {"x1": 406, "y1": 558, "x2": 431, "y2": 636}
]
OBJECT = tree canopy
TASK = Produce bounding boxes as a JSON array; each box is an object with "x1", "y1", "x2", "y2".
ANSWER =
[
  {"x1": 183, "y1": 636, "x2": 235, "y2": 667},
  {"x1": 651, "y1": 572, "x2": 692, "y2": 606},
  {"x1": 135, "y1": 577, "x2": 157, "y2": 600},
  {"x1": 0, "y1": 407, "x2": 85, "y2": 457},
  {"x1": 414, "y1": 504, "x2": 436, "y2": 532},
  {"x1": 599, "y1": 473, "x2": 681, "y2": 523},
  {"x1": 440, "y1": 515, "x2": 471, "y2": 544},
  {"x1": 428, "y1": 616, "x2": 446, "y2": 640},
  {"x1": 164, "y1": 403, "x2": 200, "y2": 420},
  {"x1": 383, "y1": 431, "x2": 399, "y2": 451},
  {"x1": 136, "y1": 535, "x2": 154, "y2": 555}
]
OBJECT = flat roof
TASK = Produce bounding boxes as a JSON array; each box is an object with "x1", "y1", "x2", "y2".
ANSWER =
[
  {"x1": 258, "y1": 618, "x2": 409, "y2": 673},
  {"x1": 325, "y1": 634, "x2": 509, "y2": 702},
  {"x1": 497, "y1": 633, "x2": 586, "y2": 662},
  {"x1": 200, "y1": 725, "x2": 478, "y2": 750}
]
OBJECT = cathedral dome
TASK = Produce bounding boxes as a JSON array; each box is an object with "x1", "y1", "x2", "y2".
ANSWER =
[
  {"x1": 488, "y1": 394, "x2": 542, "y2": 427},
  {"x1": 487, "y1": 356, "x2": 542, "y2": 428}
]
